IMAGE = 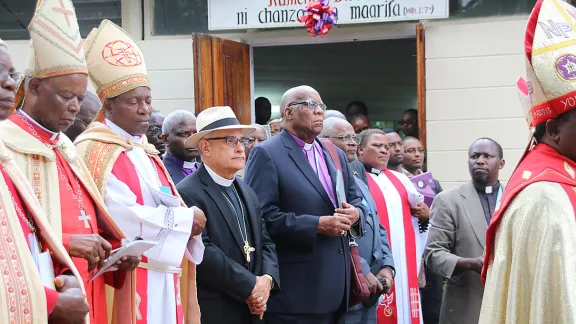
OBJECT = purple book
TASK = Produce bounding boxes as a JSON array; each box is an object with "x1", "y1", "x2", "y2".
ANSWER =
[{"x1": 410, "y1": 172, "x2": 436, "y2": 207}]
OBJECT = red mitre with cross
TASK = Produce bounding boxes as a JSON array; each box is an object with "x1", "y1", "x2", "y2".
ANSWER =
[{"x1": 524, "y1": 0, "x2": 576, "y2": 127}]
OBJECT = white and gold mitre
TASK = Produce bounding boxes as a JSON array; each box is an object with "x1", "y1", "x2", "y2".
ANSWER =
[
  {"x1": 25, "y1": 0, "x2": 87, "y2": 78},
  {"x1": 83, "y1": 19, "x2": 149, "y2": 101},
  {"x1": 524, "y1": 0, "x2": 576, "y2": 126}
]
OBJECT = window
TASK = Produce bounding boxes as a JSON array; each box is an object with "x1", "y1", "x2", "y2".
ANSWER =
[{"x1": 0, "y1": 0, "x2": 121, "y2": 41}]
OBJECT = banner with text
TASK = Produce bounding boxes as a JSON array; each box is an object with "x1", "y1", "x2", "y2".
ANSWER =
[{"x1": 208, "y1": 0, "x2": 448, "y2": 31}]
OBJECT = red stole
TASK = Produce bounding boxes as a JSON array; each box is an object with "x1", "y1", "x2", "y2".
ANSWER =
[
  {"x1": 482, "y1": 143, "x2": 576, "y2": 282},
  {"x1": 9, "y1": 114, "x2": 112, "y2": 324},
  {"x1": 367, "y1": 169, "x2": 420, "y2": 324},
  {"x1": 111, "y1": 152, "x2": 183, "y2": 324}
]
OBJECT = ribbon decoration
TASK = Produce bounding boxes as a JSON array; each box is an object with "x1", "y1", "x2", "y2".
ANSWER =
[{"x1": 300, "y1": 0, "x2": 338, "y2": 37}]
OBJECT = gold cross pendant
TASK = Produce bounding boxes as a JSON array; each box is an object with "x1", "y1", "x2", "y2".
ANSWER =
[{"x1": 243, "y1": 241, "x2": 255, "y2": 263}]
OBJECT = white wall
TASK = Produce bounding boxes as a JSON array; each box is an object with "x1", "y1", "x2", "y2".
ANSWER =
[
  {"x1": 425, "y1": 16, "x2": 530, "y2": 189},
  {"x1": 4, "y1": 38, "x2": 195, "y2": 116}
]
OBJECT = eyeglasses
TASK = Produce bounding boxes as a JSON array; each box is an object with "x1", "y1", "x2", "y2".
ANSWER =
[
  {"x1": 405, "y1": 148, "x2": 426, "y2": 154},
  {"x1": 0, "y1": 72, "x2": 23, "y2": 85},
  {"x1": 325, "y1": 134, "x2": 357, "y2": 143},
  {"x1": 147, "y1": 126, "x2": 162, "y2": 135},
  {"x1": 288, "y1": 99, "x2": 327, "y2": 111},
  {"x1": 399, "y1": 119, "x2": 416, "y2": 126},
  {"x1": 205, "y1": 136, "x2": 250, "y2": 148}
]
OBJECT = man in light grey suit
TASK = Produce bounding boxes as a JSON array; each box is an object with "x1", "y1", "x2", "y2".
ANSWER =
[
  {"x1": 320, "y1": 118, "x2": 395, "y2": 324},
  {"x1": 424, "y1": 138, "x2": 505, "y2": 324}
]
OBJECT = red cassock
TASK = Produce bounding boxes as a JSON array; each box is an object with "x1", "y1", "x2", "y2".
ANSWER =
[{"x1": 12, "y1": 116, "x2": 122, "y2": 324}]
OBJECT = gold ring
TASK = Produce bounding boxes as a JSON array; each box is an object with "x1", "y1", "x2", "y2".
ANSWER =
[
  {"x1": 341, "y1": 230, "x2": 346, "y2": 235},
  {"x1": 94, "y1": 257, "x2": 100, "y2": 262},
  {"x1": 258, "y1": 296, "x2": 263, "y2": 301}
]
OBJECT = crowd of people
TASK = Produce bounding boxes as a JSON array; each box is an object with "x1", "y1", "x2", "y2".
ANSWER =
[{"x1": 0, "y1": 0, "x2": 576, "y2": 323}]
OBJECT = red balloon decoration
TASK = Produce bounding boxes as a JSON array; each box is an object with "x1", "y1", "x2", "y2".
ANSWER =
[{"x1": 300, "y1": 0, "x2": 338, "y2": 37}]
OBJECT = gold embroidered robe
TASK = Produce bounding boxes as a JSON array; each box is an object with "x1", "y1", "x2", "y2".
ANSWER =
[
  {"x1": 74, "y1": 122, "x2": 201, "y2": 324},
  {"x1": 479, "y1": 181, "x2": 576, "y2": 324}
]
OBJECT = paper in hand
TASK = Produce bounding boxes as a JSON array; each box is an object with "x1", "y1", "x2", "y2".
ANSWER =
[
  {"x1": 335, "y1": 169, "x2": 347, "y2": 209},
  {"x1": 90, "y1": 239, "x2": 157, "y2": 282}
]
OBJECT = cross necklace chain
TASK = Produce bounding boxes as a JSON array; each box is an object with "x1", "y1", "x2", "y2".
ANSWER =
[
  {"x1": 18, "y1": 113, "x2": 92, "y2": 229},
  {"x1": 220, "y1": 185, "x2": 254, "y2": 263},
  {"x1": 8, "y1": 188, "x2": 43, "y2": 252}
]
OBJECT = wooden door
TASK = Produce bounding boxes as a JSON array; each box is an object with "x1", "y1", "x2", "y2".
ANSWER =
[
  {"x1": 416, "y1": 23, "x2": 427, "y2": 148},
  {"x1": 193, "y1": 34, "x2": 252, "y2": 124}
]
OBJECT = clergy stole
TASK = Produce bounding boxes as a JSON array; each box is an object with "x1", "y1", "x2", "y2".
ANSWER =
[{"x1": 367, "y1": 170, "x2": 420, "y2": 324}]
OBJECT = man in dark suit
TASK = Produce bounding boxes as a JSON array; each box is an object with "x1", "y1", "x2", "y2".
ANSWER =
[
  {"x1": 177, "y1": 106, "x2": 280, "y2": 323},
  {"x1": 162, "y1": 110, "x2": 201, "y2": 184},
  {"x1": 245, "y1": 85, "x2": 366, "y2": 324}
]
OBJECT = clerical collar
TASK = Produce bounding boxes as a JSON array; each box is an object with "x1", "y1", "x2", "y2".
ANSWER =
[
  {"x1": 289, "y1": 132, "x2": 315, "y2": 151},
  {"x1": 473, "y1": 182, "x2": 500, "y2": 194},
  {"x1": 362, "y1": 162, "x2": 384, "y2": 175},
  {"x1": 105, "y1": 119, "x2": 144, "y2": 145},
  {"x1": 166, "y1": 153, "x2": 196, "y2": 169},
  {"x1": 18, "y1": 110, "x2": 59, "y2": 141},
  {"x1": 204, "y1": 164, "x2": 234, "y2": 187}
]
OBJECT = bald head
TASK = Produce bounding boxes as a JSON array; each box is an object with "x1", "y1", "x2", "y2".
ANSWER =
[
  {"x1": 324, "y1": 110, "x2": 345, "y2": 120},
  {"x1": 280, "y1": 85, "x2": 325, "y2": 143}
]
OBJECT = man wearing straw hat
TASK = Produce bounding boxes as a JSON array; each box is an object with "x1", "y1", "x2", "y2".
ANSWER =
[
  {"x1": 480, "y1": 0, "x2": 576, "y2": 322},
  {"x1": 177, "y1": 106, "x2": 280, "y2": 323},
  {"x1": 75, "y1": 19, "x2": 206, "y2": 324},
  {"x1": 0, "y1": 36, "x2": 89, "y2": 324},
  {"x1": 0, "y1": 1, "x2": 139, "y2": 323}
]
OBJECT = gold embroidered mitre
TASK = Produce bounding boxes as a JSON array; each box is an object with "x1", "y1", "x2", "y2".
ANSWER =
[
  {"x1": 83, "y1": 19, "x2": 149, "y2": 102},
  {"x1": 525, "y1": 0, "x2": 576, "y2": 126},
  {"x1": 25, "y1": 0, "x2": 87, "y2": 78}
]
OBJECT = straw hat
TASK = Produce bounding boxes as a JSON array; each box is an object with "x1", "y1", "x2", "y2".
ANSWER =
[{"x1": 185, "y1": 106, "x2": 256, "y2": 148}]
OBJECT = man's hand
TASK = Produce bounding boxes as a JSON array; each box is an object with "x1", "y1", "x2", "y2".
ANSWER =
[
  {"x1": 318, "y1": 215, "x2": 351, "y2": 236},
  {"x1": 456, "y1": 257, "x2": 483, "y2": 274},
  {"x1": 365, "y1": 272, "x2": 383, "y2": 295},
  {"x1": 113, "y1": 255, "x2": 141, "y2": 271},
  {"x1": 246, "y1": 276, "x2": 272, "y2": 318},
  {"x1": 191, "y1": 206, "x2": 207, "y2": 236},
  {"x1": 336, "y1": 201, "x2": 360, "y2": 225},
  {"x1": 410, "y1": 202, "x2": 430, "y2": 222},
  {"x1": 375, "y1": 267, "x2": 394, "y2": 294},
  {"x1": 49, "y1": 275, "x2": 89, "y2": 324},
  {"x1": 69, "y1": 234, "x2": 112, "y2": 272}
]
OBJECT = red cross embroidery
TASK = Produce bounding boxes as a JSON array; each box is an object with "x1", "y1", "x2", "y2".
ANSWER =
[{"x1": 52, "y1": 0, "x2": 74, "y2": 27}]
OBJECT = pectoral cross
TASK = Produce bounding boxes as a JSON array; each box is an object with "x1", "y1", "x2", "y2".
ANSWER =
[
  {"x1": 78, "y1": 210, "x2": 91, "y2": 228},
  {"x1": 243, "y1": 241, "x2": 255, "y2": 263}
]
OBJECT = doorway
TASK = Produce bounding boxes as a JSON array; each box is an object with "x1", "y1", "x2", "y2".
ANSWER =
[{"x1": 252, "y1": 38, "x2": 417, "y2": 132}]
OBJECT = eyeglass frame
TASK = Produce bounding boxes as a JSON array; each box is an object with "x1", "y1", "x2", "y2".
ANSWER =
[
  {"x1": 324, "y1": 134, "x2": 358, "y2": 143},
  {"x1": 147, "y1": 125, "x2": 162, "y2": 135},
  {"x1": 288, "y1": 99, "x2": 327, "y2": 111},
  {"x1": 204, "y1": 136, "x2": 250, "y2": 148},
  {"x1": 398, "y1": 119, "x2": 417, "y2": 126}
]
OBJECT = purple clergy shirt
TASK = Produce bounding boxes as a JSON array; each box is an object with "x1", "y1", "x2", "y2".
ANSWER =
[
  {"x1": 289, "y1": 132, "x2": 336, "y2": 206},
  {"x1": 165, "y1": 154, "x2": 198, "y2": 176}
]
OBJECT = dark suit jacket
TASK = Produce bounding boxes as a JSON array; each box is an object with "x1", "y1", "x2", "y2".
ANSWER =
[
  {"x1": 244, "y1": 130, "x2": 366, "y2": 315},
  {"x1": 177, "y1": 164, "x2": 280, "y2": 323},
  {"x1": 162, "y1": 155, "x2": 199, "y2": 185}
]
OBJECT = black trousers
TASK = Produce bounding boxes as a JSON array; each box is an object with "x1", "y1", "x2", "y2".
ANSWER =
[
  {"x1": 420, "y1": 266, "x2": 444, "y2": 324},
  {"x1": 266, "y1": 312, "x2": 345, "y2": 324}
]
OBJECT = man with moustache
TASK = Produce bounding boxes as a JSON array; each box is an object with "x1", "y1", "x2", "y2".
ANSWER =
[
  {"x1": 65, "y1": 91, "x2": 100, "y2": 141},
  {"x1": 0, "y1": 3, "x2": 139, "y2": 323},
  {"x1": 386, "y1": 132, "x2": 412, "y2": 178},
  {"x1": 75, "y1": 19, "x2": 205, "y2": 324},
  {"x1": 357, "y1": 129, "x2": 429, "y2": 324},
  {"x1": 147, "y1": 110, "x2": 166, "y2": 156},
  {"x1": 481, "y1": 1, "x2": 576, "y2": 321},
  {"x1": 320, "y1": 117, "x2": 395, "y2": 324},
  {"x1": 0, "y1": 36, "x2": 89, "y2": 324},
  {"x1": 425, "y1": 138, "x2": 504, "y2": 324},
  {"x1": 162, "y1": 110, "x2": 200, "y2": 184},
  {"x1": 246, "y1": 85, "x2": 366, "y2": 323},
  {"x1": 177, "y1": 106, "x2": 280, "y2": 323}
]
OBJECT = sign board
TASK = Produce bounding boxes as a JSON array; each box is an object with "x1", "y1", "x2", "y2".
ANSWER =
[{"x1": 208, "y1": 0, "x2": 449, "y2": 31}]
